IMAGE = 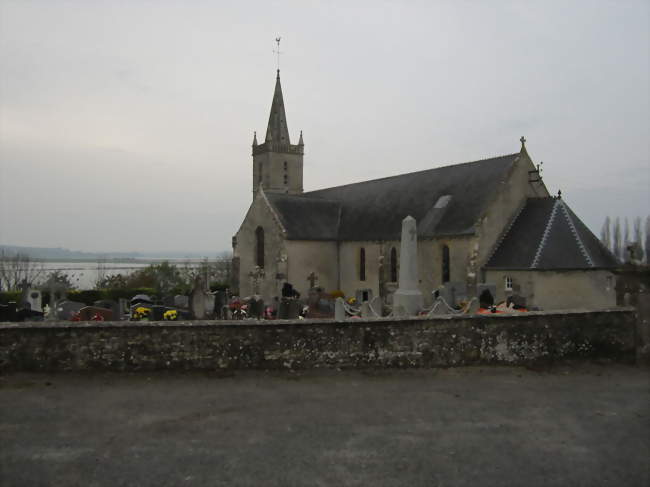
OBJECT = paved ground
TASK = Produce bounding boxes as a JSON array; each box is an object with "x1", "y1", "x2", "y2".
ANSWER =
[{"x1": 1, "y1": 364, "x2": 648, "y2": 487}]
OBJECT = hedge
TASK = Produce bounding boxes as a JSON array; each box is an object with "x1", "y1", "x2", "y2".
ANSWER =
[{"x1": 0, "y1": 287, "x2": 159, "y2": 306}]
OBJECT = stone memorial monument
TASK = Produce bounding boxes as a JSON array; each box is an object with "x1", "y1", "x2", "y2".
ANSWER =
[{"x1": 393, "y1": 216, "x2": 423, "y2": 315}]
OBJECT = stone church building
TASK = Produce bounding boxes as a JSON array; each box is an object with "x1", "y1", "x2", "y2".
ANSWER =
[{"x1": 232, "y1": 70, "x2": 618, "y2": 310}]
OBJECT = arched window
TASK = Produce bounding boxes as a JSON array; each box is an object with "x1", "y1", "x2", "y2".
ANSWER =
[
  {"x1": 255, "y1": 226, "x2": 265, "y2": 268},
  {"x1": 359, "y1": 247, "x2": 366, "y2": 281},
  {"x1": 442, "y1": 245, "x2": 450, "y2": 283},
  {"x1": 390, "y1": 247, "x2": 398, "y2": 282}
]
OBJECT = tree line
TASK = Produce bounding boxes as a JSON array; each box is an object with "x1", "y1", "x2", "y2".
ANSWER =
[{"x1": 600, "y1": 216, "x2": 649, "y2": 264}]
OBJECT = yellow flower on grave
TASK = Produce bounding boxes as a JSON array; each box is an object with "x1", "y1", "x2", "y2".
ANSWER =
[{"x1": 163, "y1": 310, "x2": 178, "y2": 321}]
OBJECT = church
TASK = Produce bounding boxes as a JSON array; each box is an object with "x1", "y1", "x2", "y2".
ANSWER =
[{"x1": 232, "y1": 70, "x2": 618, "y2": 310}]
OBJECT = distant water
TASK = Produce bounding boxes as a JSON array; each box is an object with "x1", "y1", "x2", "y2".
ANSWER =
[{"x1": 36, "y1": 260, "x2": 211, "y2": 290}]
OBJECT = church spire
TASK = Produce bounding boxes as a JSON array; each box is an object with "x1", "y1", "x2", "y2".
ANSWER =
[{"x1": 265, "y1": 70, "x2": 291, "y2": 144}]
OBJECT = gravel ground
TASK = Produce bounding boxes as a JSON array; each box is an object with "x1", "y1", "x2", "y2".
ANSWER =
[{"x1": 1, "y1": 363, "x2": 648, "y2": 487}]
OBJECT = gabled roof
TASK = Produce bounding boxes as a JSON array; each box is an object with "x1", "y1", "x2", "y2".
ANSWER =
[
  {"x1": 265, "y1": 153, "x2": 520, "y2": 241},
  {"x1": 485, "y1": 197, "x2": 619, "y2": 270},
  {"x1": 265, "y1": 193, "x2": 340, "y2": 240}
]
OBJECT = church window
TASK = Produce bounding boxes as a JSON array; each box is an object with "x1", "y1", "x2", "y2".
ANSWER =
[
  {"x1": 284, "y1": 174, "x2": 288, "y2": 185},
  {"x1": 390, "y1": 247, "x2": 398, "y2": 282},
  {"x1": 283, "y1": 161, "x2": 287, "y2": 169},
  {"x1": 359, "y1": 248, "x2": 366, "y2": 281},
  {"x1": 505, "y1": 276, "x2": 513, "y2": 291},
  {"x1": 442, "y1": 245, "x2": 450, "y2": 283},
  {"x1": 255, "y1": 226, "x2": 265, "y2": 268}
]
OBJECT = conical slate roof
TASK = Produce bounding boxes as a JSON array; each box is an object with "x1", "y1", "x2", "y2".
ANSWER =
[
  {"x1": 485, "y1": 197, "x2": 619, "y2": 270},
  {"x1": 264, "y1": 70, "x2": 291, "y2": 144}
]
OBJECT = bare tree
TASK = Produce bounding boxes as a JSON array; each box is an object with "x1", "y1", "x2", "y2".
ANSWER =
[
  {"x1": 0, "y1": 251, "x2": 45, "y2": 291},
  {"x1": 612, "y1": 217, "x2": 622, "y2": 262},
  {"x1": 600, "y1": 216, "x2": 611, "y2": 251}
]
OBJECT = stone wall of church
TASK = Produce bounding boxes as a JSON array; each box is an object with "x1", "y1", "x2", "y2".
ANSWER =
[
  {"x1": 484, "y1": 269, "x2": 616, "y2": 310},
  {"x1": 253, "y1": 151, "x2": 303, "y2": 195},
  {"x1": 234, "y1": 194, "x2": 287, "y2": 300},
  {"x1": 474, "y1": 151, "x2": 549, "y2": 279},
  {"x1": 418, "y1": 237, "x2": 474, "y2": 305},
  {"x1": 285, "y1": 241, "x2": 338, "y2": 297},
  {"x1": 339, "y1": 241, "x2": 382, "y2": 299}
]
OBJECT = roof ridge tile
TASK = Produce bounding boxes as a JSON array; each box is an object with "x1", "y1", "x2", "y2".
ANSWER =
[{"x1": 531, "y1": 199, "x2": 560, "y2": 268}]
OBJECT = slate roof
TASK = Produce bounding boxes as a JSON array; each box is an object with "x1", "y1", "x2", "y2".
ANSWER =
[
  {"x1": 485, "y1": 197, "x2": 619, "y2": 270},
  {"x1": 265, "y1": 153, "x2": 519, "y2": 241}
]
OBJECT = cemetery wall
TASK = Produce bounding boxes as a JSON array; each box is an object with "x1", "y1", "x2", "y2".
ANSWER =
[
  {"x1": 484, "y1": 270, "x2": 616, "y2": 310},
  {"x1": 0, "y1": 308, "x2": 636, "y2": 372}
]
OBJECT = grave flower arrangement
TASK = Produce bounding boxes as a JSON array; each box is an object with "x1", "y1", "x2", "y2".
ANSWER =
[
  {"x1": 163, "y1": 309, "x2": 178, "y2": 321},
  {"x1": 132, "y1": 306, "x2": 151, "y2": 321}
]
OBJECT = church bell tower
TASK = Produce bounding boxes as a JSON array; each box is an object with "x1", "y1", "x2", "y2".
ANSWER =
[{"x1": 252, "y1": 69, "x2": 304, "y2": 195}]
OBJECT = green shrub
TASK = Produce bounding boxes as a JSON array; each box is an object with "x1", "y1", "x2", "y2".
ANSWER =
[{"x1": 0, "y1": 291, "x2": 22, "y2": 304}]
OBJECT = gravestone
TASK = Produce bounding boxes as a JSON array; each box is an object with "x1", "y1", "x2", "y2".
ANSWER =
[
  {"x1": 355, "y1": 288, "x2": 373, "y2": 303},
  {"x1": 130, "y1": 294, "x2": 152, "y2": 306},
  {"x1": 174, "y1": 295, "x2": 189, "y2": 309},
  {"x1": 278, "y1": 298, "x2": 300, "y2": 319},
  {"x1": 248, "y1": 297, "x2": 264, "y2": 320},
  {"x1": 24, "y1": 289, "x2": 43, "y2": 312},
  {"x1": 334, "y1": 297, "x2": 346, "y2": 321},
  {"x1": 318, "y1": 298, "x2": 334, "y2": 315},
  {"x1": 56, "y1": 300, "x2": 86, "y2": 320},
  {"x1": 117, "y1": 298, "x2": 128, "y2": 321},
  {"x1": 393, "y1": 216, "x2": 423, "y2": 315},
  {"x1": 15, "y1": 304, "x2": 44, "y2": 322},
  {"x1": 477, "y1": 283, "x2": 497, "y2": 308},
  {"x1": 94, "y1": 299, "x2": 121, "y2": 321},
  {"x1": 0, "y1": 303, "x2": 17, "y2": 322},
  {"x1": 213, "y1": 291, "x2": 226, "y2": 319},
  {"x1": 44, "y1": 279, "x2": 68, "y2": 321},
  {"x1": 78, "y1": 306, "x2": 114, "y2": 321},
  {"x1": 189, "y1": 277, "x2": 208, "y2": 320},
  {"x1": 162, "y1": 295, "x2": 175, "y2": 307},
  {"x1": 150, "y1": 305, "x2": 166, "y2": 321}
]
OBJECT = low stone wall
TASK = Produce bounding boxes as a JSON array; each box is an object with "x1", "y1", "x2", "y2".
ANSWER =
[{"x1": 0, "y1": 308, "x2": 637, "y2": 372}]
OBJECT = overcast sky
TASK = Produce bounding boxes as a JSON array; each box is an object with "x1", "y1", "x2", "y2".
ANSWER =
[{"x1": 1, "y1": 0, "x2": 648, "y2": 254}]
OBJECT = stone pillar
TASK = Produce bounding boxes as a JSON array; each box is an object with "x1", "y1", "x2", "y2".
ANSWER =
[
  {"x1": 393, "y1": 215, "x2": 423, "y2": 315},
  {"x1": 334, "y1": 297, "x2": 346, "y2": 321}
]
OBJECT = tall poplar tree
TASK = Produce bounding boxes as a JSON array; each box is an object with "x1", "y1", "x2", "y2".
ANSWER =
[
  {"x1": 600, "y1": 216, "x2": 612, "y2": 251},
  {"x1": 613, "y1": 217, "x2": 622, "y2": 263}
]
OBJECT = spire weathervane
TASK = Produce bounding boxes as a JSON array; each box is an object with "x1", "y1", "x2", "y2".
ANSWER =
[{"x1": 273, "y1": 37, "x2": 282, "y2": 72}]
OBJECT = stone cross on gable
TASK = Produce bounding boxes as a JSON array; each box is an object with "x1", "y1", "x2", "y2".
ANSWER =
[{"x1": 307, "y1": 272, "x2": 318, "y2": 289}]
